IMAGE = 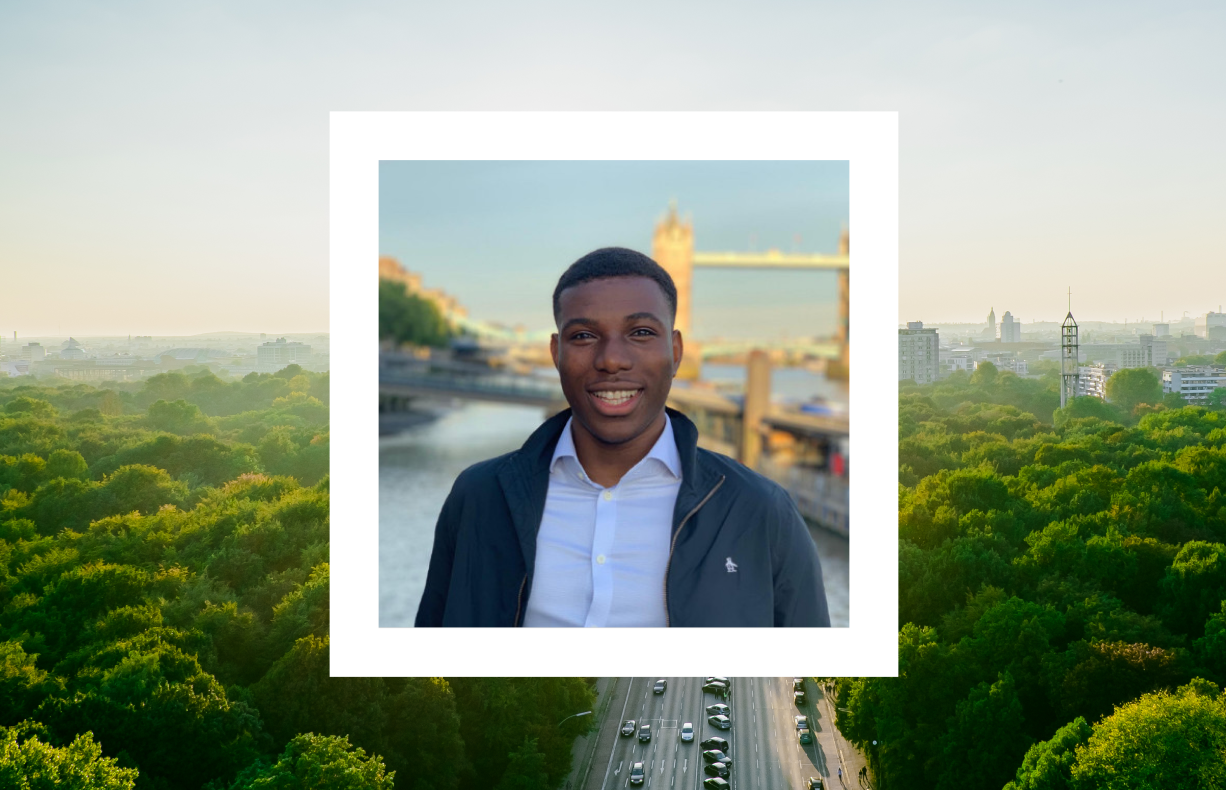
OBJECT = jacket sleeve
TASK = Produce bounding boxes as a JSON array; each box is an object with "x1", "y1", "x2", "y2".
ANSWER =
[
  {"x1": 771, "y1": 487, "x2": 831, "y2": 627},
  {"x1": 414, "y1": 478, "x2": 465, "y2": 627}
]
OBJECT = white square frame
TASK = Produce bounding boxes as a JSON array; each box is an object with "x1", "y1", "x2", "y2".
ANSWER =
[{"x1": 330, "y1": 112, "x2": 898, "y2": 677}]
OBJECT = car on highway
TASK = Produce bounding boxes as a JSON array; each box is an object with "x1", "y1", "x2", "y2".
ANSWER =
[
  {"x1": 630, "y1": 762, "x2": 645, "y2": 785},
  {"x1": 620, "y1": 720, "x2": 636, "y2": 737},
  {"x1": 681, "y1": 722, "x2": 694, "y2": 742},
  {"x1": 706, "y1": 677, "x2": 731, "y2": 687},
  {"x1": 700, "y1": 736, "x2": 730, "y2": 753},
  {"x1": 702, "y1": 680, "x2": 728, "y2": 694},
  {"x1": 638, "y1": 723, "x2": 652, "y2": 742},
  {"x1": 795, "y1": 689, "x2": 807, "y2": 705},
  {"x1": 795, "y1": 714, "x2": 810, "y2": 731},
  {"x1": 793, "y1": 677, "x2": 806, "y2": 691},
  {"x1": 705, "y1": 703, "x2": 730, "y2": 716},
  {"x1": 806, "y1": 778, "x2": 824, "y2": 790},
  {"x1": 702, "y1": 750, "x2": 733, "y2": 765},
  {"x1": 708, "y1": 714, "x2": 731, "y2": 730},
  {"x1": 703, "y1": 778, "x2": 730, "y2": 790},
  {"x1": 798, "y1": 726, "x2": 813, "y2": 744},
  {"x1": 703, "y1": 762, "x2": 730, "y2": 778},
  {"x1": 653, "y1": 679, "x2": 668, "y2": 694}
]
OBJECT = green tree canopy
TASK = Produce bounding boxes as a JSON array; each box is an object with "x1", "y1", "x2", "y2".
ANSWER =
[
  {"x1": 0, "y1": 723, "x2": 138, "y2": 790},
  {"x1": 223, "y1": 733, "x2": 394, "y2": 790},
  {"x1": 378, "y1": 278, "x2": 453, "y2": 348},
  {"x1": 1105, "y1": 367, "x2": 1163, "y2": 415}
]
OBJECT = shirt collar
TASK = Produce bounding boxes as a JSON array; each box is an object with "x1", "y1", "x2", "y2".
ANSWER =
[{"x1": 550, "y1": 413, "x2": 683, "y2": 482}]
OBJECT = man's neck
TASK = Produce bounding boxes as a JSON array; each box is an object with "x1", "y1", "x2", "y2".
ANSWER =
[{"x1": 571, "y1": 410, "x2": 667, "y2": 488}]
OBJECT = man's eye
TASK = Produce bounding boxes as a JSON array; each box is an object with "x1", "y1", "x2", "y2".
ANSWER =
[
  {"x1": 632, "y1": 328, "x2": 656, "y2": 337},
  {"x1": 571, "y1": 332, "x2": 595, "y2": 341}
]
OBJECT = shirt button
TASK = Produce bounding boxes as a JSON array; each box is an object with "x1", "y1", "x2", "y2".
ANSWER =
[
  {"x1": 602, "y1": 490, "x2": 613, "y2": 501},
  {"x1": 596, "y1": 554, "x2": 606, "y2": 564}
]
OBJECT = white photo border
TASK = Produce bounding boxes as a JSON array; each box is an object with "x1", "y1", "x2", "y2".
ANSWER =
[{"x1": 330, "y1": 112, "x2": 899, "y2": 677}]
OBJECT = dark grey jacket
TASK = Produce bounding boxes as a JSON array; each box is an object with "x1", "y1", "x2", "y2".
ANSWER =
[{"x1": 415, "y1": 407, "x2": 830, "y2": 627}]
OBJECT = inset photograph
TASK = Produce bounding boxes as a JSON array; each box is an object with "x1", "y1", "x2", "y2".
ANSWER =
[{"x1": 377, "y1": 161, "x2": 851, "y2": 628}]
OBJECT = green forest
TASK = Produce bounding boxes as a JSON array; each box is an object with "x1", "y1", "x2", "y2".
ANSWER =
[
  {"x1": 0, "y1": 369, "x2": 594, "y2": 789},
  {"x1": 832, "y1": 364, "x2": 1226, "y2": 789}
]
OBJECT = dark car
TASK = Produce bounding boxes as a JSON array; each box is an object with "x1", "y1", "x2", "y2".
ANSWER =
[
  {"x1": 702, "y1": 750, "x2": 732, "y2": 765},
  {"x1": 700, "y1": 736, "x2": 730, "y2": 753},
  {"x1": 706, "y1": 677, "x2": 731, "y2": 687},
  {"x1": 708, "y1": 714, "x2": 731, "y2": 730},
  {"x1": 638, "y1": 723, "x2": 652, "y2": 742},
  {"x1": 795, "y1": 690, "x2": 807, "y2": 705},
  {"x1": 793, "y1": 677, "x2": 806, "y2": 692},
  {"x1": 653, "y1": 679, "x2": 667, "y2": 694},
  {"x1": 620, "y1": 719, "x2": 636, "y2": 737},
  {"x1": 705, "y1": 703, "x2": 730, "y2": 716},
  {"x1": 798, "y1": 726, "x2": 813, "y2": 744},
  {"x1": 630, "y1": 762, "x2": 645, "y2": 785},
  {"x1": 703, "y1": 779, "x2": 730, "y2": 790},
  {"x1": 703, "y1": 762, "x2": 730, "y2": 778},
  {"x1": 806, "y1": 778, "x2": 824, "y2": 790},
  {"x1": 702, "y1": 681, "x2": 728, "y2": 694}
]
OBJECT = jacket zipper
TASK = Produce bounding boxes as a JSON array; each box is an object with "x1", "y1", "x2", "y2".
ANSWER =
[
  {"x1": 663, "y1": 475, "x2": 726, "y2": 627},
  {"x1": 513, "y1": 574, "x2": 528, "y2": 626}
]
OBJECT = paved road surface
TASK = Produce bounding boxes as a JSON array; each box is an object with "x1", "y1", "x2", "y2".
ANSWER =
[{"x1": 581, "y1": 677, "x2": 859, "y2": 790}]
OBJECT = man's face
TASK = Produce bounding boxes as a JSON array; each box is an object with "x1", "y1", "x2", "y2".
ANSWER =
[{"x1": 550, "y1": 276, "x2": 683, "y2": 447}]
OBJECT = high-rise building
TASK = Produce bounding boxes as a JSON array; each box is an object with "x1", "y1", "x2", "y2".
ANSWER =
[
  {"x1": 985, "y1": 307, "x2": 996, "y2": 338},
  {"x1": 1000, "y1": 311, "x2": 1021, "y2": 343},
  {"x1": 257, "y1": 338, "x2": 312, "y2": 374},
  {"x1": 900, "y1": 322, "x2": 939, "y2": 384},
  {"x1": 1194, "y1": 311, "x2": 1226, "y2": 339}
]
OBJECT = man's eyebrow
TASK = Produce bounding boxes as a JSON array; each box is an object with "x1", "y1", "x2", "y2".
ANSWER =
[
  {"x1": 560, "y1": 313, "x2": 665, "y2": 332},
  {"x1": 560, "y1": 317, "x2": 597, "y2": 332}
]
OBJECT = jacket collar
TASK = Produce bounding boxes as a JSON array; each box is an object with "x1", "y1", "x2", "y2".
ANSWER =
[{"x1": 497, "y1": 406, "x2": 722, "y2": 571}]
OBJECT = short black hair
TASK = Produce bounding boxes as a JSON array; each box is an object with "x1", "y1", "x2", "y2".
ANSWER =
[{"x1": 552, "y1": 247, "x2": 678, "y2": 327}]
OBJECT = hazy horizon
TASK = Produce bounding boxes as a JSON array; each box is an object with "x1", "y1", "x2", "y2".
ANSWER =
[{"x1": 2, "y1": 3, "x2": 1222, "y2": 335}]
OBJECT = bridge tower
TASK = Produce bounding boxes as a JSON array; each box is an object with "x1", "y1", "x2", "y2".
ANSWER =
[
  {"x1": 838, "y1": 228, "x2": 849, "y2": 365},
  {"x1": 1060, "y1": 304, "x2": 1079, "y2": 409},
  {"x1": 652, "y1": 202, "x2": 701, "y2": 380}
]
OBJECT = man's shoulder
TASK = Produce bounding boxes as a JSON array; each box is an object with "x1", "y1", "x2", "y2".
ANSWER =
[
  {"x1": 451, "y1": 450, "x2": 517, "y2": 494},
  {"x1": 695, "y1": 447, "x2": 793, "y2": 511}
]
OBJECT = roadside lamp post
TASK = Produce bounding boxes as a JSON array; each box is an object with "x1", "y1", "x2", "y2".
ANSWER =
[{"x1": 558, "y1": 710, "x2": 593, "y2": 728}]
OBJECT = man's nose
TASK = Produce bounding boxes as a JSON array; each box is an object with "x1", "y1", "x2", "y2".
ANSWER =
[{"x1": 594, "y1": 336, "x2": 633, "y2": 372}]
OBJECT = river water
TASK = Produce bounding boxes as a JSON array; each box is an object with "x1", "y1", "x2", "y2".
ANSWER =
[{"x1": 379, "y1": 365, "x2": 849, "y2": 627}]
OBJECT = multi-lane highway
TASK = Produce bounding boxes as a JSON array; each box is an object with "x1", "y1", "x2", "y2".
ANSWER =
[{"x1": 583, "y1": 677, "x2": 851, "y2": 790}]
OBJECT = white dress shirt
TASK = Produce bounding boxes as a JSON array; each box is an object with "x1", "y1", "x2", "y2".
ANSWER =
[{"x1": 522, "y1": 414, "x2": 683, "y2": 627}]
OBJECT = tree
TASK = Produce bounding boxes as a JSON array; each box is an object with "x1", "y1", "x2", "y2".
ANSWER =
[
  {"x1": 1216, "y1": 350, "x2": 1226, "y2": 366},
  {"x1": 1053, "y1": 396, "x2": 1121, "y2": 427},
  {"x1": 1004, "y1": 717, "x2": 1091, "y2": 790},
  {"x1": 222, "y1": 733, "x2": 394, "y2": 790},
  {"x1": 496, "y1": 738, "x2": 550, "y2": 790},
  {"x1": 1070, "y1": 681, "x2": 1226, "y2": 789},
  {"x1": 0, "y1": 723, "x2": 138, "y2": 790},
  {"x1": 1105, "y1": 367, "x2": 1163, "y2": 415},
  {"x1": 970, "y1": 361, "x2": 998, "y2": 387},
  {"x1": 378, "y1": 279, "x2": 453, "y2": 348}
]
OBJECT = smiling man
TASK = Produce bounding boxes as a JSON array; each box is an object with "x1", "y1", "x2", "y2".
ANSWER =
[{"x1": 415, "y1": 247, "x2": 830, "y2": 627}]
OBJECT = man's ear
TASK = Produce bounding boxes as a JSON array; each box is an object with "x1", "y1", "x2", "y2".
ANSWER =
[
  {"x1": 550, "y1": 333, "x2": 559, "y2": 369},
  {"x1": 672, "y1": 329, "x2": 684, "y2": 377}
]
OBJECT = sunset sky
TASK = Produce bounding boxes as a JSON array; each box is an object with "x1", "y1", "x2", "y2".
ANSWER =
[{"x1": 1, "y1": 2, "x2": 1222, "y2": 336}]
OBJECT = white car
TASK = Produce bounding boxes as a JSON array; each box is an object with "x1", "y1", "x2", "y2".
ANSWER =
[{"x1": 681, "y1": 722, "x2": 694, "y2": 742}]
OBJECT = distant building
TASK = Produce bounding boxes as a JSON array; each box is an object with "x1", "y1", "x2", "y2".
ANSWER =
[
  {"x1": 21, "y1": 342, "x2": 45, "y2": 362},
  {"x1": 258, "y1": 338, "x2": 312, "y2": 374},
  {"x1": 1162, "y1": 366, "x2": 1226, "y2": 404},
  {"x1": 1152, "y1": 323, "x2": 1170, "y2": 337},
  {"x1": 985, "y1": 307, "x2": 997, "y2": 339},
  {"x1": 1194, "y1": 312, "x2": 1226, "y2": 339},
  {"x1": 59, "y1": 337, "x2": 88, "y2": 360},
  {"x1": 1081, "y1": 335, "x2": 1167, "y2": 368},
  {"x1": 983, "y1": 354, "x2": 1028, "y2": 376},
  {"x1": 900, "y1": 322, "x2": 940, "y2": 384},
  {"x1": 999, "y1": 311, "x2": 1021, "y2": 343},
  {"x1": 1077, "y1": 363, "x2": 1117, "y2": 400}
]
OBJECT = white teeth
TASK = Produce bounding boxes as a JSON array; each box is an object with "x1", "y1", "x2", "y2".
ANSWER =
[{"x1": 593, "y1": 390, "x2": 639, "y2": 405}]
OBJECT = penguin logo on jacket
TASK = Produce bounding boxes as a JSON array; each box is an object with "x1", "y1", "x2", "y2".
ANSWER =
[{"x1": 725, "y1": 557, "x2": 738, "y2": 573}]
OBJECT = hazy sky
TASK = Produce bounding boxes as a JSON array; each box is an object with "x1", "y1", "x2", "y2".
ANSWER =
[
  {"x1": 379, "y1": 161, "x2": 848, "y2": 339},
  {"x1": 2, "y1": 2, "x2": 1223, "y2": 336}
]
